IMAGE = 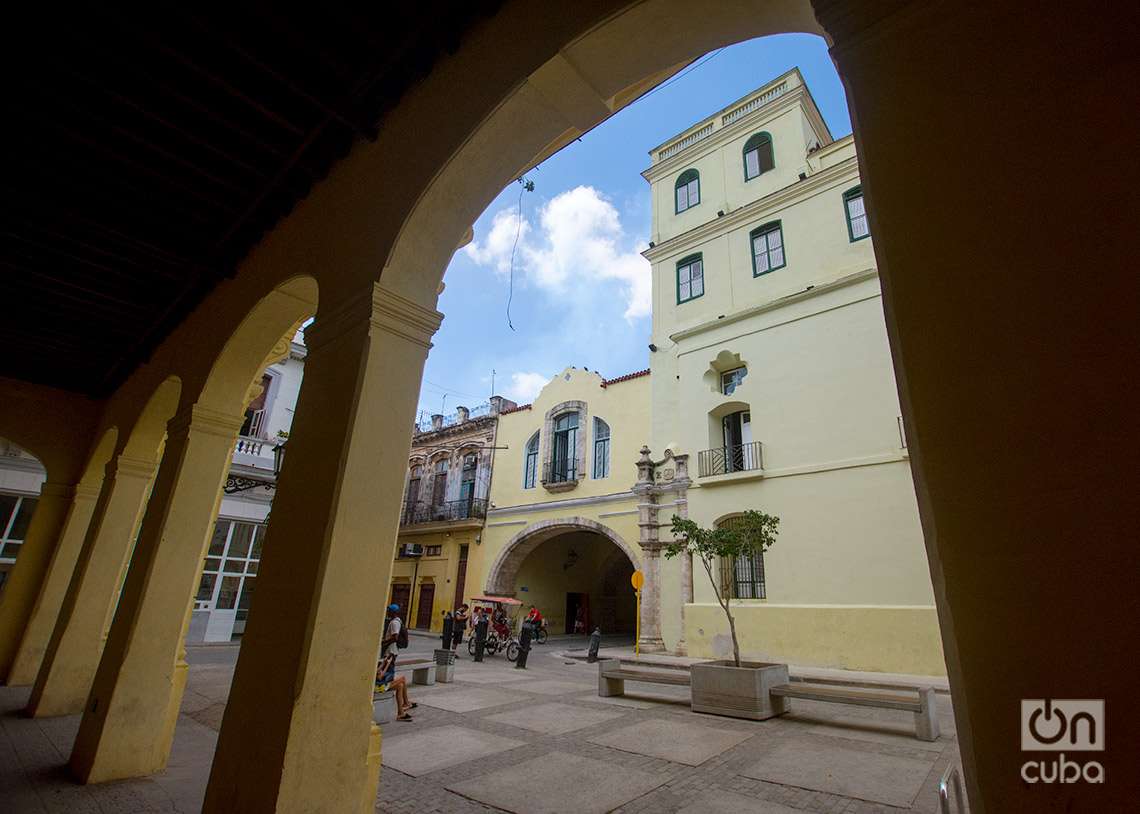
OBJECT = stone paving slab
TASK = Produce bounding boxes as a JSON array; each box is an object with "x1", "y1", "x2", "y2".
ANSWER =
[
  {"x1": 514, "y1": 679, "x2": 595, "y2": 695},
  {"x1": 484, "y1": 702, "x2": 626, "y2": 735},
  {"x1": 676, "y1": 790, "x2": 804, "y2": 813},
  {"x1": 740, "y1": 736, "x2": 935, "y2": 807},
  {"x1": 418, "y1": 687, "x2": 526, "y2": 712},
  {"x1": 447, "y1": 750, "x2": 668, "y2": 814},
  {"x1": 806, "y1": 715, "x2": 948, "y2": 752},
  {"x1": 574, "y1": 692, "x2": 683, "y2": 709},
  {"x1": 381, "y1": 725, "x2": 525, "y2": 777},
  {"x1": 454, "y1": 669, "x2": 533, "y2": 684},
  {"x1": 588, "y1": 717, "x2": 756, "y2": 766}
]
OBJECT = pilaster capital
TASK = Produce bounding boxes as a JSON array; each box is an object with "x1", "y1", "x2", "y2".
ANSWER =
[
  {"x1": 109, "y1": 454, "x2": 159, "y2": 480},
  {"x1": 304, "y1": 282, "x2": 444, "y2": 353},
  {"x1": 168, "y1": 405, "x2": 244, "y2": 441},
  {"x1": 39, "y1": 481, "x2": 80, "y2": 500}
]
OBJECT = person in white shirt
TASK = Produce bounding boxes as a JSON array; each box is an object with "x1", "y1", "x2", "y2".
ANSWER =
[{"x1": 382, "y1": 604, "x2": 402, "y2": 658}]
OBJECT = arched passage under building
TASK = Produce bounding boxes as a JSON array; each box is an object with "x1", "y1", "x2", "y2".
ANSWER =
[{"x1": 484, "y1": 518, "x2": 639, "y2": 637}]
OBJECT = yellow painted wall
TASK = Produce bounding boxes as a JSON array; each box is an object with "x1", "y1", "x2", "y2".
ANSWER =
[
  {"x1": 390, "y1": 528, "x2": 476, "y2": 632},
  {"x1": 684, "y1": 603, "x2": 945, "y2": 676}
]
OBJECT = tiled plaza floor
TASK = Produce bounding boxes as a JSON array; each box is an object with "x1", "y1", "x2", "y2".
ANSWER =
[{"x1": 0, "y1": 639, "x2": 964, "y2": 813}]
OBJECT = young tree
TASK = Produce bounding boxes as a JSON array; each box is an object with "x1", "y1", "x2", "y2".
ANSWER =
[{"x1": 663, "y1": 510, "x2": 779, "y2": 667}]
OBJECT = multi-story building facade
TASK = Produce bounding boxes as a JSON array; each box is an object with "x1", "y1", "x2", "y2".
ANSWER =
[
  {"x1": 389, "y1": 398, "x2": 512, "y2": 632},
  {"x1": 188, "y1": 329, "x2": 306, "y2": 643},
  {"x1": 644, "y1": 69, "x2": 943, "y2": 674},
  {"x1": 0, "y1": 440, "x2": 47, "y2": 593},
  {"x1": 466, "y1": 367, "x2": 649, "y2": 638}
]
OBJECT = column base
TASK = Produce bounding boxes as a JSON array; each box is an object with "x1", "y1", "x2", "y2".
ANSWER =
[{"x1": 637, "y1": 636, "x2": 666, "y2": 653}]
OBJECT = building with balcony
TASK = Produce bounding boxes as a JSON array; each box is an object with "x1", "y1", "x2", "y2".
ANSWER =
[
  {"x1": 0, "y1": 440, "x2": 47, "y2": 594},
  {"x1": 644, "y1": 69, "x2": 943, "y2": 674},
  {"x1": 187, "y1": 329, "x2": 306, "y2": 644},
  {"x1": 466, "y1": 367, "x2": 649, "y2": 639},
  {"x1": 389, "y1": 397, "x2": 513, "y2": 632}
]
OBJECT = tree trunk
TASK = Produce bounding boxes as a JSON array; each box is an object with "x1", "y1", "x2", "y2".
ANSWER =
[{"x1": 700, "y1": 555, "x2": 742, "y2": 667}]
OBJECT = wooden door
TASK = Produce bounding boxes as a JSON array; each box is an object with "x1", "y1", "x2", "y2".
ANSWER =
[
  {"x1": 389, "y1": 583, "x2": 411, "y2": 625},
  {"x1": 453, "y1": 544, "x2": 469, "y2": 609},
  {"x1": 415, "y1": 583, "x2": 435, "y2": 629}
]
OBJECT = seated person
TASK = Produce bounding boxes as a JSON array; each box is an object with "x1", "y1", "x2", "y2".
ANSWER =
[{"x1": 375, "y1": 652, "x2": 416, "y2": 721}]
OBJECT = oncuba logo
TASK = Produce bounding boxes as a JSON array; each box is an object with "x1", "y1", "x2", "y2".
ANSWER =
[{"x1": 1020, "y1": 699, "x2": 1104, "y2": 784}]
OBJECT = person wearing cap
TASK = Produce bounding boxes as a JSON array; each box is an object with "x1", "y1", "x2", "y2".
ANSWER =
[{"x1": 382, "y1": 603, "x2": 403, "y2": 658}]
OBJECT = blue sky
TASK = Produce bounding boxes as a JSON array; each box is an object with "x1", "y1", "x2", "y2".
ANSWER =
[{"x1": 416, "y1": 34, "x2": 851, "y2": 420}]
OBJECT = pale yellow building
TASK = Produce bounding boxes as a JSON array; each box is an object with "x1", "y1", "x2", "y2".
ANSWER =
[
  {"x1": 644, "y1": 69, "x2": 944, "y2": 675},
  {"x1": 466, "y1": 368, "x2": 650, "y2": 637}
]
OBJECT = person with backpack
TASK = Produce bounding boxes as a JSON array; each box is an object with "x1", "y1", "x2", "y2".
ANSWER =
[
  {"x1": 382, "y1": 603, "x2": 406, "y2": 658},
  {"x1": 451, "y1": 603, "x2": 469, "y2": 653}
]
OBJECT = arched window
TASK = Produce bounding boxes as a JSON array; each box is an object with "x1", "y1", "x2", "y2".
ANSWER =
[
  {"x1": 406, "y1": 464, "x2": 423, "y2": 509},
  {"x1": 674, "y1": 169, "x2": 700, "y2": 213},
  {"x1": 676, "y1": 253, "x2": 704, "y2": 304},
  {"x1": 743, "y1": 132, "x2": 774, "y2": 180},
  {"x1": 750, "y1": 221, "x2": 785, "y2": 276},
  {"x1": 551, "y1": 412, "x2": 579, "y2": 482},
  {"x1": 717, "y1": 515, "x2": 766, "y2": 599},
  {"x1": 843, "y1": 185, "x2": 869, "y2": 241},
  {"x1": 593, "y1": 417, "x2": 611, "y2": 479},
  {"x1": 523, "y1": 432, "x2": 539, "y2": 489},
  {"x1": 431, "y1": 458, "x2": 448, "y2": 506}
]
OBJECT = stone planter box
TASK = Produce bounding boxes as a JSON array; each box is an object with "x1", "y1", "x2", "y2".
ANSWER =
[{"x1": 690, "y1": 661, "x2": 790, "y2": 720}]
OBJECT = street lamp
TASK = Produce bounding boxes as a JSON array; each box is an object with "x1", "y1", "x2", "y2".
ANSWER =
[{"x1": 223, "y1": 439, "x2": 287, "y2": 494}]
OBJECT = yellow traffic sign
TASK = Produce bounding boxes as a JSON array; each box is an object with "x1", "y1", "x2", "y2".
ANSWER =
[{"x1": 630, "y1": 570, "x2": 644, "y2": 591}]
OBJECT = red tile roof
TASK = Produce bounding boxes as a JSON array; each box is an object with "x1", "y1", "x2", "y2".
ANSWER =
[
  {"x1": 499, "y1": 403, "x2": 532, "y2": 415},
  {"x1": 600, "y1": 368, "x2": 651, "y2": 387}
]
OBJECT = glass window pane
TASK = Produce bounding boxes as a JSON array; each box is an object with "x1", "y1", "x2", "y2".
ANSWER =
[
  {"x1": 676, "y1": 186, "x2": 687, "y2": 211},
  {"x1": 678, "y1": 264, "x2": 691, "y2": 284},
  {"x1": 223, "y1": 559, "x2": 244, "y2": 573},
  {"x1": 237, "y1": 577, "x2": 256, "y2": 611},
  {"x1": 692, "y1": 260, "x2": 702, "y2": 279},
  {"x1": 688, "y1": 179, "x2": 699, "y2": 204},
  {"x1": 771, "y1": 245, "x2": 784, "y2": 267},
  {"x1": 215, "y1": 576, "x2": 242, "y2": 609},
  {"x1": 0, "y1": 495, "x2": 17, "y2": 535},
  {"x1": 228, "y1": 523, "x2": 255, "y2": 558},
  {"x1": 196, "y1": 572, "x2": 217, "y2": 602},
  {"x1": 692, "y1": 275, "x2": 703, "y2": 297},
  {"x1": 204, "y1": 557, "x2": 221, "y2": 573},
  {"x1": 8, "y1": 498, "x2": 37, "y2": 540},
  {"x1": 848, "y1": 196, "x2": 865, "y2": 217},
  {"x1": 745, "y1": 149, "x2": 760, "y2": 178},
  {"x1": 757, "y1": 252, "x2": 769, "y2": 273},
  {"x1": 768, "y1": 228, "x2": 782, "y2": 248},
  {"x1": 246, "y1": 560, "x2": 258, "y2": 575},
  {"x1": 251, "y1": 526, "x2": 266, "y2": 560},
  {"x1": 208, "y1": 522, "x2": 230, "y2": 556},
  {"x1": 679, "y1": 281, "x2": 690, "y2": 301},
  {"x1": 852, "y1": 215, "x2": 869, "y2": 238}
]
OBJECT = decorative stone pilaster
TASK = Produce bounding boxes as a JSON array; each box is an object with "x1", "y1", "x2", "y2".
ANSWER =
[{"x1": 632, "y1": 446, "x2": 691, "y2": 655}]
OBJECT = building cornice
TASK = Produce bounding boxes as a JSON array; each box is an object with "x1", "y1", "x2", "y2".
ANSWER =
[
  {"x1": 643, "y1": 156, "x2": 861, "y2": 263},
  {"x1": 486, "y1": 489, "x2": 636, "y2": 518},
  {"x1": 669, "y1": 267, "x2": 879, "y2": 344}
]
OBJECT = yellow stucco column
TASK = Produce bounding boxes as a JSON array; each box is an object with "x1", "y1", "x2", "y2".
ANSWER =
[
  {"x1": 68, "y1": 407, "x2": 240, "y2": 783},
  {"x1": 6, "y1": 484, "x2": 102, "y2": 686},
  {"x1": 0, "y1": 482, "x2": 89, "y2": 685},
  {"x1": 24, "y1": 455, "x2": 156, "y2": 716},
  {"x1": 202, "y1": 283, "x2": 442, "y2": 814}
]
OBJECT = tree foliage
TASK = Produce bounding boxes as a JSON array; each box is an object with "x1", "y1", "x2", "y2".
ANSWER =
[{"x1": 663, "y1": 510, "x2": 779, "y2": 667}]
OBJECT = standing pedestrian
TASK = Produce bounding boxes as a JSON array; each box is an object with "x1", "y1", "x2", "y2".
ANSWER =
[
  {"x1": 473, "y1": 607, "x2": 489, "y2": 662},
  {"x1": 381, "y1": 603, "x2": 402, "y2": 659},
  {"x1": 452, "y1": 603, "x2": 469, "y2": 653}
]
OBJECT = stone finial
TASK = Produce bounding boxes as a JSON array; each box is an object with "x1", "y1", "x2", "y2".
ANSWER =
[
  {"x1": 431, "y1": 414, "x2": 444, "y2": 431},
  {"x1": 636, "y1": 446, "x2": 655, "y2": 486},
  {"x1": 456, "y1": 406, "x2": 469, "y2": 423}
]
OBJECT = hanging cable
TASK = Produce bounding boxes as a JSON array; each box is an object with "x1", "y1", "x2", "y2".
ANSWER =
[{"x1": 507, "y1": 176, "x2": 534, "y2": 331}]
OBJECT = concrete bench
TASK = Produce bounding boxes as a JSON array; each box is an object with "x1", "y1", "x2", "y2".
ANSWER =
[
  {"x1": 394, "y1": 658, "x2": 436, "y2": 686},
  {"x1": 598, "y1": 658, "x2": 691, "y2": 697},
  {"x1": 770, "y1": 682, "x2": 940, "y2": 741}
]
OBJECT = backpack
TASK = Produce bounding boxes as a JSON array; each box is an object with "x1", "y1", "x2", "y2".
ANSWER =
[{"x1": 396, "y1": 620, "x2": 409, "y2": 649}]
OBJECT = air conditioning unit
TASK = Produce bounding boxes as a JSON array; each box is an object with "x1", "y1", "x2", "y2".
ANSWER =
[{"x1": 401, "y1": 543, "x2": 424, "y2": 558}]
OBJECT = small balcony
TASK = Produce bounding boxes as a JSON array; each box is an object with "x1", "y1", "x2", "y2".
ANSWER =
[
  {"x1": 400, "y1": 498, "x2": 488, "y2": 527},
  {"x1": 698, "y1": 441, "x2": 764, "y2": 478},
  {"x1": 541, "y1": 458, "x2": 583, "y2": 493}
]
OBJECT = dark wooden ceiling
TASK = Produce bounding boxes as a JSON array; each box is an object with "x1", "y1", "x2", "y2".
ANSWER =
[{"x1": 2, "y1": 4, "x2": 499, "y2": 397}]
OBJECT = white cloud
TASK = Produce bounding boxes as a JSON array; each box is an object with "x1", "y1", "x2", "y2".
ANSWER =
[
  {"x1": 464, "y1": 186, "x2": 650, "y2": 320},
  {"x1": 504, "y1": 371, "x2": 549, "y2": 404}
]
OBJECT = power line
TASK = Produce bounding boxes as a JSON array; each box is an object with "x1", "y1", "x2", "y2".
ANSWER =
[{"x1": 635, "y1": 48, "x2": 726, "y2": 104}]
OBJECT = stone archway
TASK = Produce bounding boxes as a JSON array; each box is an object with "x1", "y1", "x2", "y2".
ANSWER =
[{"x1": 484, "y1": 516, "x2": 639, "y2": 597}]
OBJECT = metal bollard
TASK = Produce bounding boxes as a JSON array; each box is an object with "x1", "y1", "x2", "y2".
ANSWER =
[
  {"x1": 587, "y1": 626, "x2": 602, "y2": 663},
  {"x1": 515, "y1": 622, "x2": 533, "y2": 669},
  {"x1": 441, "y1": 612, "x2": 454, "y2": 651},
  {"x1": 473, "y1": 615, "x2": 488, "y2": 663}
]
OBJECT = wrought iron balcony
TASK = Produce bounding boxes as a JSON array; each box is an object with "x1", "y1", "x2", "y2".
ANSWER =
[
  {"x1": 697, "y1": 441, "x2": 764, "y2": 478},
  {"x1": 542, "y1": 457, "x2": 583, "y2": 485},
  {"x1": 400, "y1": 498, "x2": 487, "y2": 526}
]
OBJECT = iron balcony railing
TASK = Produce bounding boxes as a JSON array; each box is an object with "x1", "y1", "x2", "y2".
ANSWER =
[
  {"x1": 543, "y1": 457, "x2": 583, "y2": 484},
  {"x1": 400, "y1": 498, "x2": 488, "y2": 526},
  {"x1": 698, "y1": 441, "x2": 764, "y2": 477}
]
